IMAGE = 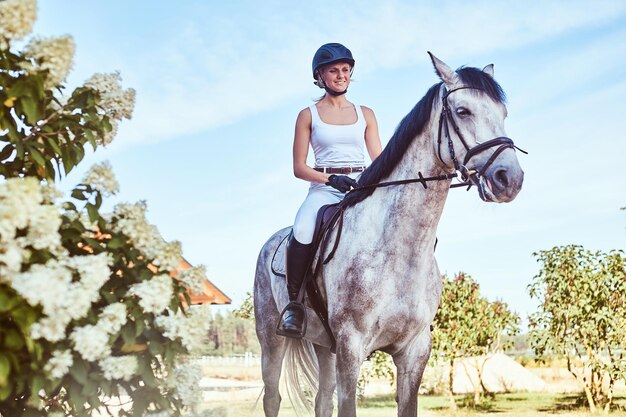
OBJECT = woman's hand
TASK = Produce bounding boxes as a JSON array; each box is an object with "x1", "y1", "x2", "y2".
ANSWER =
[{"x1": 326, "y1": 175, "x2": 359, "y2": 192}]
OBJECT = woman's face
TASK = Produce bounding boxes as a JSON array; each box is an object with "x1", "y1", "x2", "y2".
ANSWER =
[{"x1": 319, "y1": 62, "x2": 352, "y2": 92}]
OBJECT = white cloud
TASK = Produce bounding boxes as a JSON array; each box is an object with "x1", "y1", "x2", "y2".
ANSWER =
[{"x1": 98, "y1": 0, "x2": 626, "y2": 149}]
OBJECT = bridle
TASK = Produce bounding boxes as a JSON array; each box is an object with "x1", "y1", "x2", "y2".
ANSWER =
[
  {"x1": 351, "y1": 85, "x2": 527, "y2": 193},
  {"x1": 437, "y1": 86, "x2": 527, "y2": 184}
]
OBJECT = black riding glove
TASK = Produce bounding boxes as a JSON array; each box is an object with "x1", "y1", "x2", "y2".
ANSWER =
[{"x1": 326, "y1": 174, "x2": 359, "y2": 193}]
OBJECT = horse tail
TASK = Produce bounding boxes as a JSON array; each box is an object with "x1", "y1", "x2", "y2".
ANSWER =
[{"x1": 283, "y1": 338, "x2": 319, "y2": 415}]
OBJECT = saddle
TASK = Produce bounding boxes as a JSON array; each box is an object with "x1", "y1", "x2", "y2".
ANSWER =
[{"x1": 271, "y1": 203, "x2": 345, "y2": 351}]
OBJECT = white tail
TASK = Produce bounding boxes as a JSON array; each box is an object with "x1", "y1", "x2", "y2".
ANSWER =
[{"x1": 284, "y1": 338, "x2": 319, "y2": 416}]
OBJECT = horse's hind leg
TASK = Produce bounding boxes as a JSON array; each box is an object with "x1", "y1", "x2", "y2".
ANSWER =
[
  {"x1": 392, "y1": 330, "x2": 432, "y2": 417},
  {"x1": 313, "y1": 344, "x2": 336, "y2": 417}
]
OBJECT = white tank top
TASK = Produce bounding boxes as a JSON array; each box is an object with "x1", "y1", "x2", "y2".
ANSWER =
[{"x1": 309, "y1": 104, "x2": 366, "y2": 167}]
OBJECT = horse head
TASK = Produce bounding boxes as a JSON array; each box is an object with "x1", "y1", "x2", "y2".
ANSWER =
[{"x1": 429, "y1": 52, "x2": 524, "y2": 203}]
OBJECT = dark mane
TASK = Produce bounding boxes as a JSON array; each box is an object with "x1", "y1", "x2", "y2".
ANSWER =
[{"x1": 342, "y1": 66, "x2": 505, "y2": 207}]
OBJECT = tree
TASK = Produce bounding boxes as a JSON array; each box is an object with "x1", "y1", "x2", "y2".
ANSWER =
[
  {"x1": 528, "y1": 245, "x2": 626, "y2": 414},
  {"x1": 431, "y1": 272, "x2": 520, "y2": 408},
  {"x1": 0, "y1": 1, "x2": 212, "y2": 416}
]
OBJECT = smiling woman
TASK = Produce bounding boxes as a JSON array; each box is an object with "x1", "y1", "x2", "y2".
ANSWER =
[{"x1": 275, "y1": 42, "x2": 383, "y2": 337}]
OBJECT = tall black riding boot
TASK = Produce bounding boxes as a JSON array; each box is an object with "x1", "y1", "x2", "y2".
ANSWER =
[{"x1": 278, "y1": 235, "x2": 314, "y2": 337}]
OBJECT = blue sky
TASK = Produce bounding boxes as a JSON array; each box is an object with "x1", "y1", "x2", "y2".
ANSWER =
[{"x1": 33, "y1": 1, "x2": 626, "y2": 323}]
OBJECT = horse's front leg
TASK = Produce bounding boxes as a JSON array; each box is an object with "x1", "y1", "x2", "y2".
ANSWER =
[
  {"x1": 314, "y1": 344, "x2": 337, "y2": 417},
  {"x1": 392, "y1": 329, "x2": 433, "y2": 417},
  {"x1": 334, "y1": 333, "x2": 365, "y2": 417}
]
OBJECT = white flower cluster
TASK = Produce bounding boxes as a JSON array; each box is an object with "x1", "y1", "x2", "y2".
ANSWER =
[
  {"x1": 171, "y1": 362, "x2": 203, "y2": 409},
  {"x1": 83, "y1": 71, "x2": 135, "y2": 146},
  {"x1": 85, "y1": 71, "x2": 136, "y2": 146},
  {"x1": 84, "y1": 71, "x2": 136, "y2": 120},
  {"x1": 43, "y1": 349, "x2": 74, "y2": 379},
  {"x1": 112, "y1": 201, "x2": 182, "y2": 272},
  {"x1": 21, "y1": 252, "x2": 111, "y2": 342},
  {"x1": 69, "y1": 302, "x2": 127, "y2": 362},
  {"x1": 178, "y1": 265, "x2": 207, "y2": 294},
  {"x1": 129, "y1": 274, "x2": 174, "y2": 315},
  {"x1": 98, "y1": 355, "x2": 138, "y2": 381},
  {"x1": 0, "y1": 0, "x2": 36, "y2": 50},
  {"x1": 97, "y1": 303, "x2": 128, "y2": 334},
  {"x1": 70, "y1": 324, "x2": 111, "y2": 361},
  {"x1": 0, "y1": 178, "x2": 62, "y2": 280},
  {"x1": 155, "y1": 306, "x2": 211, "y2": 352},
  {"x1": 82, "y1": 160, "x2": 120, "y2": 196},
  {"x1": 23, "y1": 35, "x2": 75, "y2": 89}
]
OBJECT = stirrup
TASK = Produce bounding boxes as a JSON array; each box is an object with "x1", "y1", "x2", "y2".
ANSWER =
[{"x1": 276, "y1": 301, "x2": 307, "y2": 338}]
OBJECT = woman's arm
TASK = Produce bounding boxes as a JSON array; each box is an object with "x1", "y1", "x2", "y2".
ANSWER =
[
  {"x1": 362, "y1": 106, "x2": 382, "y2": 161},
  {"x1": 293, "y1": 108, "x2": 331, "y2": 184}
]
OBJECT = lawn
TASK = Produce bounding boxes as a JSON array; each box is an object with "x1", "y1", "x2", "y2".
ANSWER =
[{"x1": 200, "y1": 392, "x2": 626, "y2": 417}]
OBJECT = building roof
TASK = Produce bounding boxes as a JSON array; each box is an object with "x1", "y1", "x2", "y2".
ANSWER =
[{"x1": 171, "y1": 259, "x2": 231, "y2": 305}]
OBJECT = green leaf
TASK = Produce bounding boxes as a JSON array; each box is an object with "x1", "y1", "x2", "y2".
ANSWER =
[
  {"x1": 74, "y1": 143, "x2": 85, "y2": 164},
  {"x1": 0, "y1": 286, "x2": 21, "y2": 312},
  {"x1": 121, "y1": 325, "x2": 135, "y2": 345},
  {"x1": 85, "y1": 129, "x2": 97, "y2": 149},
  {"x1": 69, "y1": 359, "x2": 88, "y2": 385},
  {"x1": 12, "y1": 305, "x2": 37, "y2": 332},
  {"x1": 21, "y1": 95, "x2": 41, "y2": 124},
  {"x1": 0, "y1": 143, "x2": 13, "y2": 161},
  {"x1": 107, "y1": 236, "x2": 125, "y2": 249},
  {"x1": 27, "y1": 145, "x2": 46, "y2": 167},
  {"x1": 71, "y1": 188, "x2": 87, "y2": 201},
  {"x1": 46, "y1": 136, "x2": 62, "y2": 155},
  {"x1": 0, "y1": 383, "x2": 12, "y2": 401},
  {"x1": 86, "y1": 203, "x2": 99, "y2": 223},
  {"x1": 3, "y1": 328, "x2": 25, "y2": 351},
  {"x1": 0, "y1": 353, "x2": 11, "y2": 385},
  {"x1": 30, "y1": 375, "x2": 45, "y2": 397}
]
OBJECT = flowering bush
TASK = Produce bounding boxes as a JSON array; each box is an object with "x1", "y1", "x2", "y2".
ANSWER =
[{"x1": 0, "y1": 1, "x2": 211, "y2": 416}]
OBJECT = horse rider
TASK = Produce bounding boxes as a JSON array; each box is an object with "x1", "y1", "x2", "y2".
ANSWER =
[{"x1": 278, "y1": 42, "x2": 383, "y2": 337}]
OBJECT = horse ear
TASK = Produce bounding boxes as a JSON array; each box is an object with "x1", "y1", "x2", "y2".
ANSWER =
[
  {"x1": 428, "y1": 52, "x2": 459, "y2": 85},
  {"x1": 482, "y1": 64, "x2": 495, "y2": 78}
]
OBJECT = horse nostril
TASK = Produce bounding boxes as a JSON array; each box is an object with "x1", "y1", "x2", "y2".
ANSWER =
[{"x1": 493, "y1": 168, "x2": 509, "y2": 189}]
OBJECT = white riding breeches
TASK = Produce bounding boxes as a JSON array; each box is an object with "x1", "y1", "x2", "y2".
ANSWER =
[{"x1": 292, "y1": 174, "x2": 360, "y2": 244}]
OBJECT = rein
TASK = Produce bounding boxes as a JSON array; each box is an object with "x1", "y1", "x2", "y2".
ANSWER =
[
  {"x1": 353, "y1": 86, "x2": 527, "y2": 194},
  {"x1": 315, "y1": 86, "x2": 528, "y2": 268}
]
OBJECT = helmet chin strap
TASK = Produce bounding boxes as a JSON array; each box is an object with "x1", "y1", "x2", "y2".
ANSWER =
[{"x1": 324, "y1": 86, "x2": 348, "y2": 96}]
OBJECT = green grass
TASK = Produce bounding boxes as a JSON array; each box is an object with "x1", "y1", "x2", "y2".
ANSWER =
[{"x1": 201, "y1": 392, "x2": 626, "y2": 417}]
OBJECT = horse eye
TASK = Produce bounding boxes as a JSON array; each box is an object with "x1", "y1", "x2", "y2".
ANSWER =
[{"x1": 456, "y1": 107, "x2": 471, "y2": 117}]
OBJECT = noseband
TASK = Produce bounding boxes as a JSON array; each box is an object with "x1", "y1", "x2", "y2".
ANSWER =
[{"x1": 438, "y1": 86, "x2": 527, "y2": 182}]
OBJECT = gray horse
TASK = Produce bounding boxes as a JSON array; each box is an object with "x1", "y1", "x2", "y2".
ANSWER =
[{"x1": 253, "y1": 53, "x2": 525, "y2": 417}]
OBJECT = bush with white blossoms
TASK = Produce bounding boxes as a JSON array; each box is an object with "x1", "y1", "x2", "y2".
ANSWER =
[{"x1": 0, "y1": 2, "x2": 213, "y2": 416}]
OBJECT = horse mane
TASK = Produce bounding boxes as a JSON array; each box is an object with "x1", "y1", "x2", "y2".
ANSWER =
[{"x1": 342, "y1": 66, "x2": 506, "y2": 207}]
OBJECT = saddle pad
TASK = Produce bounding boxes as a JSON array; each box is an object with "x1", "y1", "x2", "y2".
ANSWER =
[{"x1": 270, "y1": 233, "x2": 289, "y2": 277}]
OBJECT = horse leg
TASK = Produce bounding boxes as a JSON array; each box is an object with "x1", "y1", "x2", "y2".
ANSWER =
[
  {"x1": 334, "y1": 337, "x2": 365, "y2": 417},
  {"x1": 392, "y1": 330, "x2": 432, "y2": 417},
  {"x1": 254, "y1": 264, "x2": 287, "y2": 417},
  {"x1": 313, "y1": 344, "x2": 336, "y2": 417}
]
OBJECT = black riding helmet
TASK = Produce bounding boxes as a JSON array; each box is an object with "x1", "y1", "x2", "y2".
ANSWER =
[
  {"x1": 312, "y1": 43, "x2": 355, "y2": 78},
  {"x1": 312, "y1": 43, "x2": 355, "y2": 96}
]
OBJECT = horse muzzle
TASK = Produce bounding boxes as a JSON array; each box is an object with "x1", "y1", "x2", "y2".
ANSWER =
[{"x1": 471, "y1": 158, "x2": 524, "y2": 203}]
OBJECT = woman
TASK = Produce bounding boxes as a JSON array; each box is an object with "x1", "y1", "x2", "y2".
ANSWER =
[{"x1": 278, "y1": 42, "x2": 382, "y2": 337}]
